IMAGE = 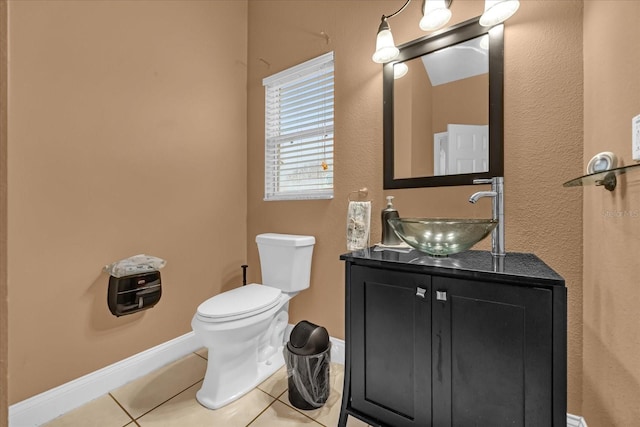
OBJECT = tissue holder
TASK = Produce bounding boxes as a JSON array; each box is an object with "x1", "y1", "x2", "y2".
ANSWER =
[{"x1": 108, "y1": 271, "x2": 162, "y2": 317}]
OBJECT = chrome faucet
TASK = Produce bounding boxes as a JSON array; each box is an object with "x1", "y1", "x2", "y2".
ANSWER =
[{"x1": 469, "y1": 177, "x2": 505, "y2": 257}]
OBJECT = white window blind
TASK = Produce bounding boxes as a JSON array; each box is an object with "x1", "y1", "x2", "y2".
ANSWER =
[{"x1": 263, "y1": 52, "x2": 334, "y2": 201}]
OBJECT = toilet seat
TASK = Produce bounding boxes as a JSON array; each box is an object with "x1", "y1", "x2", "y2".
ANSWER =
[{"x1": 196, "y1": 284, "x2": 282, "y2": 322}]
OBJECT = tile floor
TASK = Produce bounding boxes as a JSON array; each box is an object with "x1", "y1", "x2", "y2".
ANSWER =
[{"x1": 43, "y1": 349, "x2": 369, "y2": 427}]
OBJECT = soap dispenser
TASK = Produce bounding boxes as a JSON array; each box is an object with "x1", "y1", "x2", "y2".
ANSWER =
[{"x1": 381, "y1": 196, "x2": 402, "y2": 245}]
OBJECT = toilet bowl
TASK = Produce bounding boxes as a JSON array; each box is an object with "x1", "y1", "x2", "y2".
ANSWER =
[{"x1": 191, "y1": 233, "x2": 315, "y2": 410}]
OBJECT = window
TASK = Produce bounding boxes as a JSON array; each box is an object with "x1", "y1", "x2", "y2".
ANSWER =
[{"x1": 263, "y1": 52, "x2": 334, "y2": 201}]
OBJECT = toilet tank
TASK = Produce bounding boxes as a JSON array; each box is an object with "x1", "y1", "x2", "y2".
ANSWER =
[{"x1": 256, "y1": 233, "x2": 315, "y2": 292}]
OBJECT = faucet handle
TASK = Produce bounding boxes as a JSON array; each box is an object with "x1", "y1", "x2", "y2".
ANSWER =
[{"x1": 473, "y1": 178, "x2": 494, "y2": 185}]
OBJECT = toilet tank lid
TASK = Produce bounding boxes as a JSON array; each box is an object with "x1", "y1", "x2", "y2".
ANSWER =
[{"x1": 256, "y1": 233, "x2": 315, "y2": 247}]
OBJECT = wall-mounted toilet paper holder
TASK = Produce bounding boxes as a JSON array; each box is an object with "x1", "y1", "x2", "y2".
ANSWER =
[{"x1": 108, "y1": 271, "x2": 162, "y2": 317}]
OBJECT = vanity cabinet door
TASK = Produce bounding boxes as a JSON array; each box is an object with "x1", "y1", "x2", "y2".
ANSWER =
[
  {"x1": 431, "y1": 276, "x2": 554, "y2": 427},
  {"x1": 350, "y1": 266, "x2": 432, "y2": 427}
]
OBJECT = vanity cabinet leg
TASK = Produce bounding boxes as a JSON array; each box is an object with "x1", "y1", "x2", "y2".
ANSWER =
[
  {"x1": 338, "y1": 361, "x2": 351, "y2": 427},
  {"x1": 338, "y1": 410, "x2": 348, "y2": 427}
]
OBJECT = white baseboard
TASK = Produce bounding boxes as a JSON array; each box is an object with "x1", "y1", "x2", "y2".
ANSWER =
[
  {"x1": 9, "y1": 331, "x2": 201, "y2": 427},
  {"x1": 567, "y1": 413, "x2": 588, "y2": 427},
  {"x1": 329, "y1": 336, "x2": 345, "y2": 365}
]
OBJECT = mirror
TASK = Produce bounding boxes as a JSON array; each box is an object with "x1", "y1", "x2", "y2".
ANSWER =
[{"x1": 383, "y1": 17, "x2": 504, "y2": 189}]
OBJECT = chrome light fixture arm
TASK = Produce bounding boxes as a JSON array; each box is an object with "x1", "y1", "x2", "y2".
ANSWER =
[
  {"x1": 372, "y1": 0, "x2": 453, "y2": 63},
  {"x1": 384, "y1": 0, "x2": 412, "y2": 21}
]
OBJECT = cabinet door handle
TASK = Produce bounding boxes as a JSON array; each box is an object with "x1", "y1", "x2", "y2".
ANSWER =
[
  {"x1": 416, "y1": 287, "x2": 427, "y2": 298},
  {"x1": 436, "y1": 290, "x2": 447, "y2": 301}
]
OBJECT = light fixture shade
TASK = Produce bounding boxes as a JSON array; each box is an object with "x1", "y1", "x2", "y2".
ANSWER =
[
  {"x1": 393, "y1": 62, "x2": 409, "y2": 79},
  {"x1": 479, "y1": 0, "x2": 520, "y2": 27},
  {"x1": 372, "y1": 18, "x2": 399, "y2": 63},
  {"x1": 419, "y1": 0, "x2": 452, "y2": 31}
]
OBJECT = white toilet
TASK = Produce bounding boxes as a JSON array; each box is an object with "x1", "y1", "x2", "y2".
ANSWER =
[{"x1": 191, "y1": 233, "x2": 315, "y2": 410}]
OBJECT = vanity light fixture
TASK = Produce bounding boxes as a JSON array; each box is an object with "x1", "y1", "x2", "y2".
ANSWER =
[
  {"x1": 372, "y1": 0, "x2": 452, "y2": 64},
  {"x1": 372, "y1": 17, "x2": 401, "y2": 63},
  {"x1": 419, "y1": 0, "x2": 453, "y2": 31},
  {"x1": 479, "y1": 0, "x2": 520, "y2": 26},
  {"x1": 393, "y1": 62, "x2": 409, "y2": 79}
]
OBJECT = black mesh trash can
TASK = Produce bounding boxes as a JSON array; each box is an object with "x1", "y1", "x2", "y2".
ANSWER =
[{"x1": 284, "y1": 320, "x2": 331, "y2": 410}]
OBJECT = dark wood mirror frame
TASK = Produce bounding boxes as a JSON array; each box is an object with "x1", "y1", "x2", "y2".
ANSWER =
[{"x1": 383, "y1": 17, "x2": 504, "y2": 189}]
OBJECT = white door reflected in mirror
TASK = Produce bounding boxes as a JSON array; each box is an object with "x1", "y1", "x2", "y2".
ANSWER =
[{"x1": 434, "y1": 124, "x2": 488, "y2": 176}]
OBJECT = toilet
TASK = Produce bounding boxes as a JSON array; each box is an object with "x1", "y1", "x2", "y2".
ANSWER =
[{"x1": 191, "y1": 233, "x2": 315, "y2": 410}]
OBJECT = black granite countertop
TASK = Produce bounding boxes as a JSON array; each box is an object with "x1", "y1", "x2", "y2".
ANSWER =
[{"x1": 340, "y1": 249, "x2": 565, "y2": 287}]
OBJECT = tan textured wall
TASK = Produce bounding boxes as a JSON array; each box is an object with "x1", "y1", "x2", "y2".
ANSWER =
[
  {"x1": 394, "y1": 64, "x2": 414, "y2": 178},
  {"x1": 7, "y1": 0, "x2": 248, "y2": 403},
  {"x1": 432, "y1": 74, "x2": 488, "y2": 133},
  {"x1": 583, "y1": 2, "x2": 640, "y2": 425},
  {"x1": 503, "y1": 1, "x2": 584, "y2": 411},
  {"x1": 1, "y1": 0, "x2": 8, "y2": 423},
  {"x1": 393, "y1": 57, "x2": 436, "y2": 178},
  {"x1": 247, "y1": 0, "x2": 584, "y2": 413},
  {"x1": 409, "y1": 62, "x2": 432, "y2": 177}
]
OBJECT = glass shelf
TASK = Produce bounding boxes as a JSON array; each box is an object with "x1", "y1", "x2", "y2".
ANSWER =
[{"x1": 563, "y1": 163, "x2": 640, "y2": 191}]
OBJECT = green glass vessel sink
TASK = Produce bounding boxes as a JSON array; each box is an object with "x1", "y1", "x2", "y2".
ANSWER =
[{"x1": 387, "y1": 218, "x2": 498, "y2": 257}]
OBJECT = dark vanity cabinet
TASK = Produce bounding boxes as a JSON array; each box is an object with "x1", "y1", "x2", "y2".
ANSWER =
[
  {"x1": 350, "y1": 266, "x2": 432, "y2": 427},
  {"x1": 339, "y1": 250, "x2": 567, "y2": 427}
]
